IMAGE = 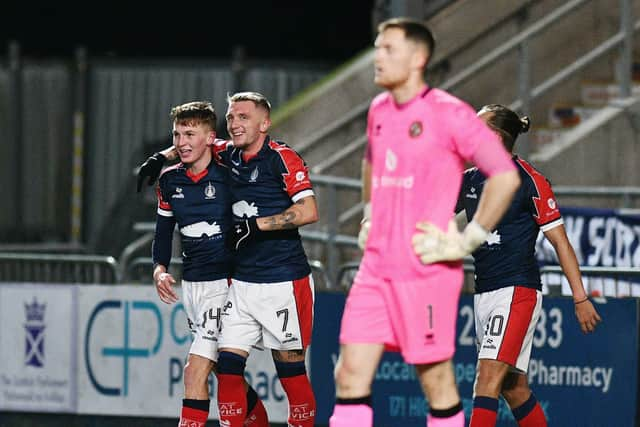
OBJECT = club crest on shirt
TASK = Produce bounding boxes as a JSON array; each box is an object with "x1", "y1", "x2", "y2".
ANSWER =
[
  {"x1": 409, "y1": 121, "x2": 423, "y2": 138},
  {"x1": 204, "y1": 182, "x2": 216, "y2": 199}
]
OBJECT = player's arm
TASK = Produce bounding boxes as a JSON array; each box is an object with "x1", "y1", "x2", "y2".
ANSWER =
[
  {"x1": 472, "y1": 170, "x2": 520, "y2": 231},
  {"x1": 544, "y1": 225, "x2": 601, "y2": 333},
  {"x1": 257, "y1": 195, "x2": 319, "y2": 231},
  {"x1": 358, "y1": 158, "x2": 372, "y2": 250},
  {"x1": 152, "y1": 185, "x2": 178, "y2": 304}
]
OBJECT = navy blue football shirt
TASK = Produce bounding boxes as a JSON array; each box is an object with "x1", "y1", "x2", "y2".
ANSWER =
[
  {"x1": 153, "y1": 161, "x2": 233, "y2": 281},
  {"x1": 214, "y1": 137, "x2": 314, "y2": 283},
  {"x1": 456, "y1": 156, "x2": 563, "y2": 293}
]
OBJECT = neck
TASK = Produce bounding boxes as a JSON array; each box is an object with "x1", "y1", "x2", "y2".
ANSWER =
[
  {"x1": 389, "y1": 78, "x2": 427, "y2": 104},
  {"x1": 187, "y1": 154, "x2": 211, "y2": 175},
  {"x1": 242, "y1": 134, "x2": 267, "y2": 156}
]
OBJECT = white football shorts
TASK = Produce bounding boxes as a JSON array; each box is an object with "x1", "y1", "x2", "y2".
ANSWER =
[
  {"x1": 182, "y1": 278, "x2": 230, "y2": 362},
  {"x1": 218, "y1": 275, "x2": 314, "y2": 353},
  {"x1": 474, "y1": 286, "x2": 542, "y2": 372}
]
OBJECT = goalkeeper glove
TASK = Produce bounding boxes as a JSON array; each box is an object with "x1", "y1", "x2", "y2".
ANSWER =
[
  {"x1": 412, "y1": 219, "x2": 489, "y2": 264},
  {"x1": 226, "y1": 218, "x2": 261, "y2": 251},
  {"x1": 136, "y1": 152, "x2": 167, "y2": 192}
]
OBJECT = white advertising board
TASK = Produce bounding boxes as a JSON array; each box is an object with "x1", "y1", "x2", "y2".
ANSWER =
[
  {"x1": 76, "y1": 285, "x2": 289, "y2": 422},
  {"x1": 0, "y1": 284, "x2": 76, "y2": 412}
]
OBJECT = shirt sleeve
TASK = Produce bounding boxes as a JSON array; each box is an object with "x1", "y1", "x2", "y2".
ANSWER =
[
  {"x1": 524, "y1": 169, "x2": 563, "y2": 231},
  {"x1": 364, "y1": 107, "x2": 373, "y2": 162},
  {"x1": 152, "y1": 214, "x2": 175, "y2": 269},
  {"x1": 446, "y1": 101, "x2": 515, "y2": 177},
  {"x1": 156, "y1": 184, "x2": 173, "y2": 217},
  {"x1": 211, "y1": 139, "x2": 231, "y2": 167},
  {"x1": 272, "y1": 145, "x2": 314, "y2": 202}
]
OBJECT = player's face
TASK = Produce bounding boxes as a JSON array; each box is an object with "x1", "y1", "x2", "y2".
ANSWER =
[
  {"x1": 226, "y1": 101, "x2": 271, "y2": 151},
  {"x1": 172, "y1": 121, "x2": 214, "y2": 165},
  {"x1": 374, "y1": 28, "x2": 416, "y2": 89}
]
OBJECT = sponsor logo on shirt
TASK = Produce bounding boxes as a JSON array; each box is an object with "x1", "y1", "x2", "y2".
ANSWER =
[
  {"x1": 180, "y1": 221, "x2": 221, "y2": 238},
  {"x1": 466, "y1": 187, "x2": 478, "y2": 199},
  {"x1": 232, "y1": 200, "x2": 259, "y2": 218},
  {"x1": 372, "y1": 175, "x2": 415, "y2": 189},
  {"x1": 385, "y1": 149, "x2": 397, "y2": 171},
  {"x1": 172, "y1": 187, "x2": 184, "y2": 199},
  {"x1": 296, "y1": 171, "x2": 305, "y2": 181}
]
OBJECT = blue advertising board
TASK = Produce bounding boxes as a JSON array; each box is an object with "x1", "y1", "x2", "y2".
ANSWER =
[{"x1": 311, "y1": 292, "x2": 639, "y2": 426}]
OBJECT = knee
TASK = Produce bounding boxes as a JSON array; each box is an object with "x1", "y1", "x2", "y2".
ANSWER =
[{"x1": 183, "y1": 361, "x2": 209, "y2": 392}]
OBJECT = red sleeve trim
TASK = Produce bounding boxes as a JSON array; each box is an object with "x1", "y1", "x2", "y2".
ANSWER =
[
  {"x1": 516, "y1": 158, "x2": 562, "y2": 226},
  {"x1": 268, "y1": 140, "x2": 313, "y2": 197}
]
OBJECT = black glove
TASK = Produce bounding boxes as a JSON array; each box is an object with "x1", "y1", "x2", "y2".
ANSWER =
[
  {"x1": 226, "y1": 218, "x2": 261, "y2": 251},
  {"x1": 136, "y1": 152, "x2": 167, "y2": 192}
]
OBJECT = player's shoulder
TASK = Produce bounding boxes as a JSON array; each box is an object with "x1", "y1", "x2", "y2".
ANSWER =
[
  {"x1": 514, "y1": 156, "x2": 552, "y2": 186},
  {"x1": 370, "y1": 92, "x2": 393, "y2": 111},
  {"x1": 159, "y1": 163, "x2": 183, "y2": 181},
  {"x1": 213, "y1": 138, "x2": 233, "y2": 154},
  {"x1": 426, "y1": 88, "x2": 474, "y2": 112},
  {"x1": 267, "y1": 139, "x2": 302, "y2": 157}
]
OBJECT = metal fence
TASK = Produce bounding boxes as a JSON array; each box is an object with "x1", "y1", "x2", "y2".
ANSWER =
[{"x1": 0, "y1": 253, "x2": 119, "y2": 284}]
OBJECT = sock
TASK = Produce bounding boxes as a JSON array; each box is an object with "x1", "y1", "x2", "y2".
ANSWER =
[
  {"x1": 512, "y1": 393, "x2": 547, "y2": 427},
  {"x1": 469, "y1": 396, "x2": 498, "y2": 427},
  {"x1": 179, "y1": 398, "x2": 209, "y2": 427},
  {"x1": 329, "y1": 396, "x2": 373, "y2": 427},
  {"x1": 275, "y1": 360, "x2": 316, "y2": 427},
  {"x1": 428, "y1": 401, "x2": 465, "y2": 427},
  {"x1": 217, "y1": 351, "x2": 248, "y2": 427},
  {"x1": 244, "y1": 385, "x2": 269, "y2": 427}
]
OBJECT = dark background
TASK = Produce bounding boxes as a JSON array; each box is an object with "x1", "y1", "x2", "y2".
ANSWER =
[{"x1": 1, "y1": 2, "x2": 375, "y2": 62}]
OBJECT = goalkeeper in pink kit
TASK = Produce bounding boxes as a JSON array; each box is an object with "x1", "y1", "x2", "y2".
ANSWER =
[{"x1": 329, "y1": 18, "x2": 521, "y2": 427}]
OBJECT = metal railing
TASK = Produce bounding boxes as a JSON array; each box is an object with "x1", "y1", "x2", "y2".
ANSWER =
[
  {"x1": 124, "y1": 256, "x2": 334, "y2": 290},
  {"x1": 336, "y1": 261, "x2": 640, "y2": 298},
  {"x1": 302, "y1": 0, "x2": 638, "y2": 171},
  {"x1": 0, "y1": 252, "x2": 120, "y2": 284}
]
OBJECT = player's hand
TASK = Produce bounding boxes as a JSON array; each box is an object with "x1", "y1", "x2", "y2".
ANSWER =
[
  {"x1": 136, "y1": 152, "x2": 167, "y2": 192},
  {"x1": 574, "y1": 299, "x2": 602, "y2": 333},
  {"x1": 226, "y1": 218, "x2": 260, "y2": 251},
  {"x1": 412, "y1": 219, "x2": 488, "y2": 264},
  {"x1": 154, "y1": 272, "x2": 178, "y2": 304},
  {"x1": 358, "y1": 218, "x2": 371, "y2": 250}
]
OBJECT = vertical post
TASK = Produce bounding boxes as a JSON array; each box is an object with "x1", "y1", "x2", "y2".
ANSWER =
[
  {"x1": 326, "y1": 183, "x2": 339, "y2": 285},
  {"x1": 518, "y1": 39, "x2": 531, "y2": 157},
  {"x1": 619, "y1": 0, "x2": 633, "y2": 98},
  {"x1": 231, "y1": 45, "x2": 247, "y2": 93},
  {"x1": 70, "y1": 47, "x2": 87, "y2": 245},
  {"x1": 8, "y1": 41, "x2": 23, "y2": 233}
]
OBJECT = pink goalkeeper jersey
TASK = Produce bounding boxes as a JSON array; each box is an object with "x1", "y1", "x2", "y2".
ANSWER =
[{"x1": 362, "y1": 86, "x2": 516, "y2": 279}]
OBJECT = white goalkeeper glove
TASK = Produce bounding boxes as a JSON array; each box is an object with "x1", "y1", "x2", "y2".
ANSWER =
[
  {"x1": 412, "y1": 219, "x2": 489, "y2": 264},
  {"x1": 358, "y1": 202, "x2": 372, "y2": 250}
]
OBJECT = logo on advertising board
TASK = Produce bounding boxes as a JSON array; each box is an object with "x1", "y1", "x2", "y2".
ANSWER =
[
  {"x1": 85, "y1": 300, "x2": 163, "y2": 396},
  {"x1": 24, "y1": 298, "x2": 46, "y2": 368}
]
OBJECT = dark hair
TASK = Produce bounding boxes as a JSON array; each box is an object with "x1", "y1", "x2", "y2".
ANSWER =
[
  {"x1": 478, "y1": 104, "x2": 530, "y2": 151},
  {"x1": 170, "y1": 101, "x2": 216, "y2": 129},
  {"x1": 227, "y1": 91, "x2": 271, "y2": 115},
  {"x1": 378, "y1": 17, "x2": 435, "y2": 66}
]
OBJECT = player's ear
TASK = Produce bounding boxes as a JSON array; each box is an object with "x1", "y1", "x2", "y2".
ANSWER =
[
  {"x1": 260, "y1": 117, "x2": 271, "y2": 133},
  {"x1": 206, "y1": 130, "x2": 216, "y2": 146}
]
